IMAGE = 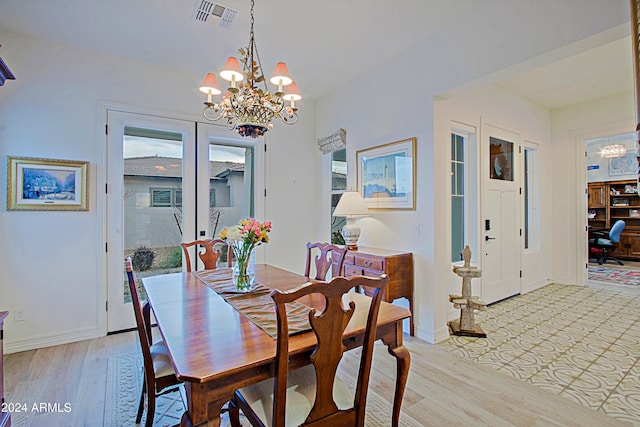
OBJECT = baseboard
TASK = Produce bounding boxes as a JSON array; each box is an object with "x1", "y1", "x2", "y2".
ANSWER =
[
  {"x1": 4, "y1": 327, "x2": 99, "y2": 354},
  {"x1": 413, "y1": 323, "x2": 449, "y2": 344}
]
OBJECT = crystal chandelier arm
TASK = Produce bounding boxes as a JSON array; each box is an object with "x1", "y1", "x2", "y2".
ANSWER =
[
  {"x1": 203, "y1": 103, "x2": 226, "y2": 122},
  {"x1": 278, "y1": 109, "x2": 299, "y2": 125}
]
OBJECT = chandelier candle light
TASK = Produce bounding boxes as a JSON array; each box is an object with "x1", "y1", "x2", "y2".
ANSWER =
[
  {"x1": 219, "y1": 218, "x2": 272, "y2": 292},
  {"x1": 198, "y1": 0, "x2": 301, "y2": 138},
  {"x1": 333, "y1": 191, "x2": 370, "y2": 250}
]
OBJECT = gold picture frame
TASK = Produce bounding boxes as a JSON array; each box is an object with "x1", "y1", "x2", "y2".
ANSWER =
[
  {"x1": 356, "y1": 137, "x2": 416, "y2": 210},
  {"x1": 7, "y1": 156, "x2": 89, "y2": 211}
]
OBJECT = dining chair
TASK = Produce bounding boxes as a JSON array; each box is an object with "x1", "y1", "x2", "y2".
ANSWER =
[
  {"x1": 304, "y1": 242, "x2": 347, "y2": 280},
  {"x1": 125, "y1": 257, "x2": 182, "y2": 427},
  {"x1": 229, "y1": 274, "x2": 390, "y2": 427},
  {"x1": 181, "y1": 238, "x2": 231, "y2": 271}
]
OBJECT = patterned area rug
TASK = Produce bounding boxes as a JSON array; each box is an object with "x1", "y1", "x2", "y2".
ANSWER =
[
  {"x1": 105, "y1": 352, "x2": 420, "y2": 426},
  {"x1": 588, "y1": 265, "x2": 640, "y2": 286}
]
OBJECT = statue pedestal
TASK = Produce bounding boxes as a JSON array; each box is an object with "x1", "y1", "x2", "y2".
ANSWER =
[{"x1": 449, "y1": 246, "x2": 487, "y2": 338}]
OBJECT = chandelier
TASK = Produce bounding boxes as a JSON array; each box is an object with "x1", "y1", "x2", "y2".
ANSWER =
[
  {"x1": 599, "y1": 144, "x2": 626, "y2": 158},
  {"x1": 198, "y1": 0, "x2": 301, "y2": 138}
]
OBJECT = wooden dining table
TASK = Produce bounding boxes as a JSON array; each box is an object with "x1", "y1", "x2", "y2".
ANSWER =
[{"x1": 142, "y1": 264, "x2": 411, "y2": 427}]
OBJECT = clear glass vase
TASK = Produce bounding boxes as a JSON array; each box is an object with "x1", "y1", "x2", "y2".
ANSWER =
[{"x1": 232, "y1": 247, "x2": 255, "y2": 292}]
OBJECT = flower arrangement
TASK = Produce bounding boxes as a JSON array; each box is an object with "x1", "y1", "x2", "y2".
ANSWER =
[{"x1": 219, "y1": 218, "x2": 272, "y2": 291}]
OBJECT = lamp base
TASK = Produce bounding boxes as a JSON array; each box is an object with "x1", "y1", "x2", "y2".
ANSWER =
[{"x1": 341, "y1": 217, "x2": 361, "y2": 252}]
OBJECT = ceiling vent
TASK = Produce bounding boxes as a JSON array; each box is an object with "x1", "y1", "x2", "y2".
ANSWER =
[{"x1": 192, "y1": 0, "x2": 238, "y2": 29}]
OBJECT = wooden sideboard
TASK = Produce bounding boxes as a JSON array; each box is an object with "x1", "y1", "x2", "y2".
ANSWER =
[
  {"x1": 0, "y1": 311, "x2": 9, "y2": 427},
  {"x1": 340, "y1": 247, "x2": 414, "y2": 336}
]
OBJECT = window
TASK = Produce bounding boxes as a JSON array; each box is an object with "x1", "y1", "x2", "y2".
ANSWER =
[
  {"x1": 150, "y1": 187, "x2": 181, "y2": 207},
  {"x1": 451, "y1": 133, "x2": 465, "y2": 262},
  {"x1": 330, "y1": 148, "x2": 347, "y2": 244}
]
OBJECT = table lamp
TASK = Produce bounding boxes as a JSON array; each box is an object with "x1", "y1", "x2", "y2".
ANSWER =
[{"x1": 333, "y1": 191, "x2": 370, "y2": 250}]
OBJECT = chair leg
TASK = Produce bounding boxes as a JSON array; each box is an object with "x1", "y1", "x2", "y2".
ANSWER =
[
  {"x1": 229, "y1": 396, "x2": 241, "y2": 427},
  {"x1": 136, "y1": 380, "x2": 146, "y2": 424},
  {"x1": 145, "y1": 390, "x2": 156, "y2": 427}
]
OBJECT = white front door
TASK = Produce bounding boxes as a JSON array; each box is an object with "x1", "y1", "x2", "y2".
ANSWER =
[{"x1": 481, "y1": 124, "x2": 522, "y2": 304}]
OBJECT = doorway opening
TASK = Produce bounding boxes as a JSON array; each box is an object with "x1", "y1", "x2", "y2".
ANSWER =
[{"x1": 585, "y1": 132, "x2": 640, "y2": 287}]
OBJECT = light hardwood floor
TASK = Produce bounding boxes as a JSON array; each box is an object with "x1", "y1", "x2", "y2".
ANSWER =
[{"x1": 3, "y1": 331, "x2": 627, "y2": 426}]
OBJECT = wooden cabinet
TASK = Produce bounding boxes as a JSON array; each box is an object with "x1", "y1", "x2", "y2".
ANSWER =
[
  {"x1": 588, "y1": 182, "x2": 607, "y2": 229},
  {"x1": 588, "y1": 179, "x2": 640, "y2": 261},
  {"x1": 588, "y1": 182, "x2": 606, "y2": 207},
  {"x1": 341, "y1": 247, "x2": 414, "y2": 335},
  {"x1": 0, "y1": 311, "x2": 9, "y2": 427}
]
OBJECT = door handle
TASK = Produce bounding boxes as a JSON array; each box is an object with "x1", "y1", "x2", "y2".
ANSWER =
[{"x1": 485, "y1": 236, "x2": 496, "y2": 241}]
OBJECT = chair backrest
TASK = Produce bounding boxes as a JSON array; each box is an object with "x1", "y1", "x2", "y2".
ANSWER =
[
  {"x1": 181, "y1": 238, "x2": 231, "y2": 271},
  {"x1": 125, "y1": 257, "x2": 155, "y2": 384},
  {"x1": 270, "y1": 274, "x2": 390, "y2": 426},
  {"x1": 304, "y1": 242, "x2": 347, "y2": 280},
  {"x1": 609, "y1": 220, "x2": 626, "y2": 243}
]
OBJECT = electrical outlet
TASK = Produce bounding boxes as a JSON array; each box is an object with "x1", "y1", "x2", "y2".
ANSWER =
[
  {"x1": 14, "y1": 307, "x2": 26, "y2": 322},
  {"x1": 413, "y1": 224, "x2": 420, "y2": 237}
]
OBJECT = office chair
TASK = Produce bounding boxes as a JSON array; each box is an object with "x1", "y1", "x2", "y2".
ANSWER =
[{"x1": 589, "y1": 219, "x2": 625, "y2": 265}]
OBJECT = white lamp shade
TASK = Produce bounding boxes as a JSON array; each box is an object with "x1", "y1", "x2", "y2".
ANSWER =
[
  {"x1": 269, "y1": 62, "x2": 293, "y2": 86},
  {"x1": 220, "y1": 57, "x2": 245, "y2": 82},
  {"x1": 282, "y1": 81, "x2": 302, "y2": 101},
  {"x1": 199, "y1": 73, "x2": 222, "y2": 95},
  {"x1": 333, "y1": 191, "x2": 369, "y2": 217}
]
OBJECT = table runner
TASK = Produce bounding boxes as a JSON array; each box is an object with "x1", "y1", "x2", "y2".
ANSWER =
[{"x1": 193, "y1": 269, "x2": 311, "y2": 339}]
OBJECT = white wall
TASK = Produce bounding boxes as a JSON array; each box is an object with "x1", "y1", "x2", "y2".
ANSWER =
[
  {"x1": 314, "y1": 11, "x2": 629, "y2": 344},
  {"x1": 435, "y1": 85, "x2": 554, "y2": 322},
  {"x1": 0, "y1": 31, "x2": 317, "y2": 352}
]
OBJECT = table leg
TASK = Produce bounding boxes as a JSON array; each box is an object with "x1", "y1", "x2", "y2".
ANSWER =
[
  {"x1": 385, "y1": 344, "x2": 410, "y2": 427},
  {"x1": 182, "y1": 383, "x2": 230, "y2": 427}
]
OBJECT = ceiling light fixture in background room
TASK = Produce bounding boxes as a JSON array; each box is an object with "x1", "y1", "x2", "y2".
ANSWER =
[
  {"x1": 599, "y1": 144, "x2": 627, "y2": 158},
  {"x1": 197, "y1": 0, "x2": 301, "y2": 138}
]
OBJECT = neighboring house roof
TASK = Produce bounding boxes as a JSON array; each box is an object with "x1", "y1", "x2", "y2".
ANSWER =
[{"x1": 124, "y1": 156, "x2": 244, "y2": 179}]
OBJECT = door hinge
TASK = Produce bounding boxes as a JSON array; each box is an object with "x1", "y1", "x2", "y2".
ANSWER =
[
  {"x1": 105, "y1": 301, "x2": 108, "y2": 312},
  {"x1": 105, "y1": 242, "x2": 108, "y2": 252},
  {"x1": 519, "y1": 187, "x2": 522, "y2": 195},
  {"x1": 105, "y1": 183, "x2": 108, "y2": 194},
  {"x1": 105, "y1": 124, "x2": 109, "y2": 135},
  {"x1": 520, "y1": 229, "x2": 522, "y2": 236},
  {"x1": 264, "y1": 189, "x2": 267, "y2": 197},
  {"x1": 264, "y1": 144, "x2": 267, "y2": 152},
  {"x1": 519, "y1": 145, "x2": 522, "y2": 153},
  {"x1": 519, "y1": 270, "x2": 522, "y2": 278}
]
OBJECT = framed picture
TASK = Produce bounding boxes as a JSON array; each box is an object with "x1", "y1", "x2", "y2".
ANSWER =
[
  {"x1": 356, "y1": 137, "x2": 416, "y2": 210},
  {"x1": 609, "y1": 152, "x2": 637, "y2": 176},
  {"x1": 7, "y1": 156, "x2": 89, "y2": 211}
]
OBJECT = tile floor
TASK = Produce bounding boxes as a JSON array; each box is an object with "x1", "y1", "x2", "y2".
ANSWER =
[{"x1": 438, "y1": 283, "x2": 640, "y2": 425}]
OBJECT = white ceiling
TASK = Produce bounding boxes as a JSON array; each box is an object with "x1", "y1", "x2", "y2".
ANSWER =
[
  {"x1": 0, "y1": 0, "x2": 633, "y2": 109},
  {"x1": 497, "y1": 37, "x2": 634, "y2": 110}
]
